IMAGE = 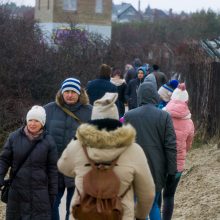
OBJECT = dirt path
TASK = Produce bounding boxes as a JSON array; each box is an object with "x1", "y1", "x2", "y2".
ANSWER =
[{"x1": 172, "y1": 143, "x2": 220, "y2": 220}]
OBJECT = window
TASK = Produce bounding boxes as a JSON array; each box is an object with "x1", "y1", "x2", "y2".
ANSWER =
[
  {"x1": 47, "y1": 0, "x2": 50, "y2": 10},
  {"x1": 95, "y1": 0, "x2": 103, "y2": 13},
  {"x1": 63, "y1": 0, "x2": 77, "y2": 11}
]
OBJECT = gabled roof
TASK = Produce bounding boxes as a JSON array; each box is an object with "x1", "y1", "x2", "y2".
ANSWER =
[
  {"x1": 144, "y1": 5, "x2": 167, "y2": 17},
  {"x1": 113, "y1": 3, "x2": 137, "y2": 16},
  {"x1": 201, "y1": 38, "x2": 220, "y2": 59}
]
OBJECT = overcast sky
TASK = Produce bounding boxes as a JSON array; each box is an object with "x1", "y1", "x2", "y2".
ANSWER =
[{"x1": 2, "y1": 0, "x2": 220, "y2": 13}]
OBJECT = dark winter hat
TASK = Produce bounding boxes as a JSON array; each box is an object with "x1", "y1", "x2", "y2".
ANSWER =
[
  {"x1": 167, "y1": 79, "x2": 179, "y2": 90},
  {"x1": 61, "y1": 77, "x2": 81, "y2": 95},
  {"x1": 133, "y1": 58, "x2": 142, "y2": 68}
]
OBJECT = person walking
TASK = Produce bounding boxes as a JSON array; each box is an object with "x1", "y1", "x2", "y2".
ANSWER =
[
  {"x1": 0, "y1": 105, "x2": 58, "y2": 220},
  {"x1": 125, "y1": 66, "x2": 147, "y2": 110},
  {"x1": 124, "y1": 81, "x2": 177, "y2": 220},
  {"x1": 44, "y1": 77, "x2": 92, "y2": 220},
  {"x1": 86, "y1": 64, "x2": 117, "y2": 105},
  {"x1": 162, "y1": 83, "x2": 195, "y2": 220},
  {"x1": 57, "y1": 92, "x2": 155, "y2": 220},
  {"x1": 144, "y1": 64, "x2": 168, "y2": 90},
  {"x1": 157, "y1": 79, "x2": 179, "y2": 109},
  {"x1": 110, "y1": 68, "x2": 127, "y2": 117}
]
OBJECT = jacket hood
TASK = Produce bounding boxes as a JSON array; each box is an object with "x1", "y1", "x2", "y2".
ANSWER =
[
  {"x1": 137, "y1": 82, "x2": 159, "y2": 106},
  {"x1": 110, "y1": 77, "x2": 125, "y2": 86},
  {"x1": 56, "y1": 87, "x2": 89, "y2": 106},
  {"x1": 164, "y1": 100, "x2": 191, "y2": 119},
  {"x1": 76, "y1": 123, "x2": 136, "y2": 162}
]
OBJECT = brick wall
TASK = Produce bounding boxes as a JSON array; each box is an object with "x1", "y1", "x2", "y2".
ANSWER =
[{"x1": 35, "y1": 0, "x2": 112, "y2": 25}]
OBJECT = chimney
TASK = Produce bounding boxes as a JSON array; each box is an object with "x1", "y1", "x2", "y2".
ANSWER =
[{"x1": 138, "y1": 0, "x2": 141, "y2": 12}]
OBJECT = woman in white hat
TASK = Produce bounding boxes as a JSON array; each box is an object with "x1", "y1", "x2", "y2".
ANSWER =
[{"x1": 0, "y1": 105, "x2": 58, "y2": 220}]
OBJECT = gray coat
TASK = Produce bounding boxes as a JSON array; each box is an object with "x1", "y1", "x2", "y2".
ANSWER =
[
  {"x1": 44, "y1": 89, "x2": 92, "y2": 188},
  {"x1": 0, "y1": 127, "x2": 58, "y2": 220},
  {"x1": 124, "y1": 82, "x2": 176, "y2": 192}
]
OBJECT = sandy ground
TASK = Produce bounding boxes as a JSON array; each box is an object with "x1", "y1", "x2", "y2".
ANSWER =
[{"x1": 0, "y1": 142, "x2": 220, "y2": 220}]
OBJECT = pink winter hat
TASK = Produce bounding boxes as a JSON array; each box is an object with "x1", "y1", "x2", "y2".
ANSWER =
[{"x1": 171, "y1": 83, "x2": 189, "y2": 102}]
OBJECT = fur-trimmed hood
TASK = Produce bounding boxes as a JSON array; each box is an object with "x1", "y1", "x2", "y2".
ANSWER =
[
  {"x1": 55, "y1": 88, "x2": 90, "y2": 106},
  {"x1": 76, "y1": 123, "x2": 136, "y2": 162}
]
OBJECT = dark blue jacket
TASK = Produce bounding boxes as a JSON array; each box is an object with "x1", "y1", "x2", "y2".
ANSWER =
[{"x1": 86, "y1": 77, "x2": 117, "y2": 105}]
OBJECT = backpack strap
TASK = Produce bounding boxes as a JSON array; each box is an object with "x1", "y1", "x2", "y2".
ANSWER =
[{"x1": 120, "y1": 184, "x2": 131, "y2": 199}]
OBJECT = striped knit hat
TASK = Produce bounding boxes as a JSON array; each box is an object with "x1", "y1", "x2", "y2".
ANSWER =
[{"x1": 61, "y1": 78, "x2": 81, "y2": 95}]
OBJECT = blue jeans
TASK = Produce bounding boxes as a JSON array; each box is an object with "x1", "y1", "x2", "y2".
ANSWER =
[
  {"x1": 52, "y1": 187, "x2": 74, "y2": 220},
  {"x1": 146, "y1": 192, "x2": 161, "y2": 220},
  {"x1": 162, "y1": 172, "x2": 182, "y2": 220}
]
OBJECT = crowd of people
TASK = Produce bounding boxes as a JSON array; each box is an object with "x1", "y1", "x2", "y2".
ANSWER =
[{"x1": 0, "y1": 59, "x2": 195, "y2": 220}]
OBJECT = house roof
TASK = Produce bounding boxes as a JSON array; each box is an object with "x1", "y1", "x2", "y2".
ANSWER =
[
  {"x1": 113, "y1": 3, "x2": 137, "y2": 16},
  {"x1": 144, "y1": 5, "x2": 167, "y2": 17},
  {"x1": 201, "y1": 39, "x2": 220, "y2": 59}
]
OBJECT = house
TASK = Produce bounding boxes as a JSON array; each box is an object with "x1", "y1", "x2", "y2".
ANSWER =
[
  {"x1": 34, "y1": 0, "x2": 112, "y2": 43},
  {"x1": 112, "y1": 3, "x2": 142, "y2": 23},
  {"x1": 143, "y1": 5, "x2": 168, "y2": 22}
]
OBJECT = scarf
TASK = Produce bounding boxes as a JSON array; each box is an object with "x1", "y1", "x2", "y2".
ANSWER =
[{"x1": 24, "y1": 126, "x2": 43, "y2": 141}]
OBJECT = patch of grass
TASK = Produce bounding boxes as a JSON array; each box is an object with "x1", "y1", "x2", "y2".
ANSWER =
[{"x1": 192, "y1": 134, "x2": 204, "y2": 149}]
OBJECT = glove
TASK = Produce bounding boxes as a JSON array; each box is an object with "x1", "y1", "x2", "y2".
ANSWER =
[
  {"x1": 166, "y1": 174, "x2": 175, "y2": 185},
  {"x1": 49, "y1": 195, "x2": 56, "y2": 208}
]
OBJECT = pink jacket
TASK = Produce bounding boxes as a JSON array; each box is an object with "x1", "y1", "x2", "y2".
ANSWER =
[{"x1": 164, "y1": 100, "x2": 195, "y2": 172}]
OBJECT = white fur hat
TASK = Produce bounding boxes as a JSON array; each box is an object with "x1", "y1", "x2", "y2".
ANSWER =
[
  {"x1": 26, "y1": 105, "x2": 46, "y2": 126},
  {"x1": 171, "y1": 83, "x2": 189, "y2": 102},
  {"x1": 91, "y1": 93, "x2": 119, "y2": 120}
]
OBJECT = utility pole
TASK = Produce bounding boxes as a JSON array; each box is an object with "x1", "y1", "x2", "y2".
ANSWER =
[{"x1": 138, "y1": 0, "x2": 141, "y2": 12}]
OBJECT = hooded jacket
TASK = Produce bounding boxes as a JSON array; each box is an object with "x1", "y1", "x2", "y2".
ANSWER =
[
  {"x1": 124, "y1": 82, "x2": 177, "y2": 192},
  {"x1": 0, "y1": 127, "x2": 58, "y2": 220},
  {"x1": 58, "y1": 120, "x2": 155, "y2": 220},
  {"x1": 110, "y1": 77, "x2": 127, "y2": 117},
  {"x1": 164, "y1": 100, "x2": 194, "y2": 172},
  {"x1": 44, "y1": 88, "x2": 92, "y2": 188}
]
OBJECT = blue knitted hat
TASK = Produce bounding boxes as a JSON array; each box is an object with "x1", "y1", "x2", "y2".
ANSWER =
[
  {"x1": 61, "y1": 78, "x2": 81, "y2": 95},
  {"x1": 167, "y1": 80, "x2": 179, "y2": 90}
]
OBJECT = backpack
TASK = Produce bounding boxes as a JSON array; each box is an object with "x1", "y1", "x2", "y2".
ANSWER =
[{"x1": 72, "y1": 145, "x2": 130, "y2": 220}]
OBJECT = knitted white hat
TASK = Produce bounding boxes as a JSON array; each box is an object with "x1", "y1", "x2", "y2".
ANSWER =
[
  {"x1": 26, "y1": 105, "x2": 46, "y2": 126},
  {"x1": 61, "y1": 78, "x2": 81, "y2": 95},
  {"x1": 91, "y1": 93, "x2": 119, "y2": 120},
  {"x1": 171, "y1": 83, "x2": 189, "y2": 102}
]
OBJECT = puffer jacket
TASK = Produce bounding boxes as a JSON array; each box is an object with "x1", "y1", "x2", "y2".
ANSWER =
[
  {"x1": 0, "y1": 127, "x2": 58, "y2": 220},
  {"x1": 58, "y1": 119, "x2": 155, "y2": 220},
  {"x1": 44, "y1": 88, "x2": 92, "y2": 188},
  {"x1": 124, "y1": 81, "x2": 177, "y2": 192},
  {"x1": 164, "y1": 100, "x2": 195, "y2": 172}
]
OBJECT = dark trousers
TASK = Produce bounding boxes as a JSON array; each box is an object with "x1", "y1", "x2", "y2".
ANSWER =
[
  {"x1": 52, "y1": 186, "x2": 74, "y2": 220},
  {"x1": 162, "y1": 172, "x2": 182, "y2": 220}
]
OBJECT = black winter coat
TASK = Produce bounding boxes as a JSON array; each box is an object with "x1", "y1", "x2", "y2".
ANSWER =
[{"x1": 0, "y1": 127, "x2": 58, "y2": 220}]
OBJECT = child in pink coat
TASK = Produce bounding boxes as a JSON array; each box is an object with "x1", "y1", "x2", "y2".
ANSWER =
[{"x1": 162, "y1": 83, "x2": 194, "y2": 220}]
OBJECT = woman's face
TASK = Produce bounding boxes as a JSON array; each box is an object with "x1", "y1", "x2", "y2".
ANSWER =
[{"x1": 27, "y1": 119, "x2": 43, "y2": 134}]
